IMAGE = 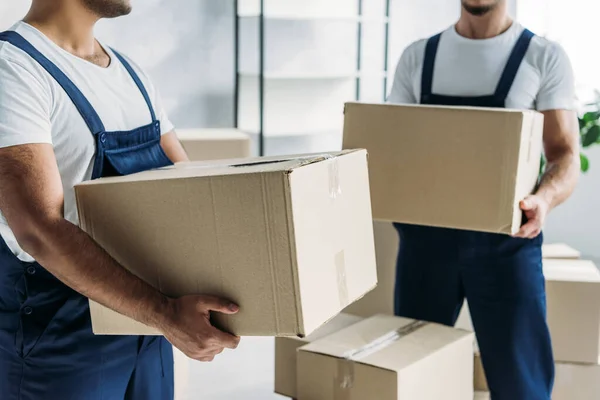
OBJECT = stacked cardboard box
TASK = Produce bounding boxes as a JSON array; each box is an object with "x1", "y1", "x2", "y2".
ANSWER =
[
  {"x1": 464, "y1": 247, "x2": 600, "y2": 399},
  {"x1": 75, "y1": 150, "x2": 378, "y2": 337},
  {"x1": 297, "y1": 315, "x2": 474, "y2": 400},
  {"x1": 176, "y1": 128, "x2": 251, "y2": 161}
]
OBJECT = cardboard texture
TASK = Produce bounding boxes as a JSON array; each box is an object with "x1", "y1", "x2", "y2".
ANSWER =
[
  {"x1": 342, "y1": 102, "x2": 544, "y2": 235},
  {"x1": 75, "y1": 150, "x2": 377, "y2": 337},
  {"x1": 474, "y1": 392, "x2": 490, "y2": 400},
  {"x1": 554, "y1": 362, "x2": 600, "y2": 400},
  {"x1": 176, "y1": 128, "x2": 251, "y2": 161},
  {"x1": 473, "y1": 352, "x2": 488, "y2": 392},
  {"x1": 297, "y1": 315, "x2": 474, "y2": 400},
  {"x1": 544, "y1": 259, "x2": 600, "y2": 364},
  {"x1": 542, "y1": 243, "x2": 581, "y2": 260},
  {"x1": 274, "y1": 313, "x2": 363, "y2": 398},
  {"x1": 344, "y1": 221, "x2": 398, "y2": 317}
]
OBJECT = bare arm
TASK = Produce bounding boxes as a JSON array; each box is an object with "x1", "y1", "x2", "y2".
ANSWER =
[
  {"x1": 515, "y1": 109, "x2": 580, "y2": 238},
  {"x1": 161, "y1": 130, "x2": 189, "y2": 163},
  {"x1": 536, "y1": 109, "x2": 580, "y2": 209},
  {"x1": 0, "y1": 143, "x2": 173, "y2": 329}
]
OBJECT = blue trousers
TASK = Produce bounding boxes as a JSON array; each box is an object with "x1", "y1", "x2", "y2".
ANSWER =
[
  {"x1": 394, "y1": 224, "x2": 554, "y2": 400},
  {"x1": 0, "y1": 239, "x2": 174, "y2": 400}
]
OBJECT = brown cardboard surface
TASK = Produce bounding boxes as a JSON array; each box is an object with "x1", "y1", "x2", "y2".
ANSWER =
[
  {"x1": 344, "y1": 221, "x2": 398, "y2": 317},
  {"x1": 176, "y1": 128, "x2": 251, "y2": 161},
  {"x1": 75, "y1": 150, "x2": 377, "y2": 337},
  {"x1": 342, "y1": 102, "x2": 544, "y2": 235},
  {"x1": 554, "y1": 362, "x2": 600, "y2": 400},
  {"x1": 474, "y1": 392, "x2": 490, "y2": 400},
  {"x1": 297, "y1": 315, "x2": 474, "y2": 400},
  {"x1": 544, "y1": 259, "x2": 600, "y2": 364},
  {"x1": 542, "y1": 243, "x2": 581, "y2": 259},
  {"x1": 473, "y1": 352, "x2": 488, "y2": 392},
  {"x1": 274, "y1": 313, "x2": 362, "y2": 398}
]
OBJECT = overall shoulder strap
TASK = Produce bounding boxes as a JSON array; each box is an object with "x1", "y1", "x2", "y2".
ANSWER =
[
  {"x1": 420, "y1": 32, "x2": 442, "y2": 103},
  {"x1": 0, "y1": 31, "x2": 105, "y2": 135},
  {"x1": 111, "y1": 50, "x2": 157, "y2": 122},
  {"x1": 494, "y1": 28, "x2": 535, "y2": 101}
]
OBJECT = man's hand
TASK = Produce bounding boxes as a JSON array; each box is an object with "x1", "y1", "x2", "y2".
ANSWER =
[
  {"x1": 513, "y1": 194, "x2": 550, "y2": 239},
  {"x1": 161, "y1": 295, "x2": 241, "y2": 362}
]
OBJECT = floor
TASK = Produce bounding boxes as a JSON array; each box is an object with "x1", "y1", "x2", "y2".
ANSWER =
[{"x1": 174, "y1": 337, "x2": 285, "y2": 400}]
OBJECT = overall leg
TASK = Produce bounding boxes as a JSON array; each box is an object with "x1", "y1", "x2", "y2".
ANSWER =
[
  {"x1": 463, "y1": 234, "x2": 553, "y2": 400},
  {"x1": 394, "y1": 224, "x2": 465, "y2": 326},
  {"x1": 124, "y1": 336, "x2": 174, "y2": 400}
]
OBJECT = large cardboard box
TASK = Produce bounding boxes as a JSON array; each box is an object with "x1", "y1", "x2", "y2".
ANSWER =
[
  {"x1": 275, "y1": 313, "x2": 363, "y2": 398},
  {"x1": 542, "y1": 243, "x2": 581, "y2": 259},
  {"x1": 344, "y1": 221, "x2": 398, "y2": 317},
  {"x1": 554, "y1": 362, "x2": 600, "y2": 399},
  {"x1": 297, "y1": 315, "x2": 474, "y2": 400},
  {"x1": 545, "y1": 259, "x2": 600, "y2": 364},
  {"x1": 176, "y1": 128, "x2": 251, "y2": 161},
  {"x1": 75, "y1": 150, "x2": 377, "y2": 337},
  {"x1": 342, "y1": 102, "x2": 544, "y2": 235},
  {"x1": 473, "y1": 352, "x2": 488, "y2": 392}
]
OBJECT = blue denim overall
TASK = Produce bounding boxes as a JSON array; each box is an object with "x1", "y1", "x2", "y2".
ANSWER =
[
  {"x1": 0, "y1": 31, "x2": 175, "y2": 400},
  {"x1": 394, "y1": 29, "x2": 554, "y2": 400}
]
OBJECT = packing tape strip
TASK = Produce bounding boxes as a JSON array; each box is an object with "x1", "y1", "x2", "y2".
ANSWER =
[
  {"x1": 333, "y1": 320, "x2": 429, "y2": 399},
  {"x1": 335, "y1": 251, "x2": 349, "y2": 309},
  {"x1": 329, "y1": 159, "x2": 342, "y2": 199}
]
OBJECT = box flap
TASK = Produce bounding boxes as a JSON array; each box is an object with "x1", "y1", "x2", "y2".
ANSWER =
[
  {"x1": 75, "y1": 150, "x2": 360, "y2": 187},
  {"x1": 542, "y1": 243, "x2": 581, "y2": 259},
  {"x1": 344, "y1": 101, "x2": 540, "y2": 116},
  {"x1": 543, "y1": 259, "x2": 600, "y2": 283},
  {"x1": 299, "y1": 315, "x2": 473, "y2": 372}
]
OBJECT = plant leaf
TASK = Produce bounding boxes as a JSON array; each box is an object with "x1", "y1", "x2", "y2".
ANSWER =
[
  {"x1": 583, "y1": 111, "x2": 600, "y2": 123},
  {"x1": 581, "y1": 153, "x2": 590, "y2": 172},
  {"x1": 583, "y1": 125, "x2": 600, "y2": 147}
]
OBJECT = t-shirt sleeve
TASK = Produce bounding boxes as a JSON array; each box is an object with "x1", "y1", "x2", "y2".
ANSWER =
[
  {"x1": 387, "y1": 44, "x2": 419, "y2": 104},
  {"x1": 536, "y1": 42, "x2": 577, "y2": 111},
  {"x1": 0, "y1": 56, "x2": 52, "y2": 148}
]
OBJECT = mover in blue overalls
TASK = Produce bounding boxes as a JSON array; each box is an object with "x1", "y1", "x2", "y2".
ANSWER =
[
  {"x1": 392, "y1": 11, "x2": 580, "y2": 400},
  {"x1": 0, "y1": 31, "x2": 177, "y2": 399}
]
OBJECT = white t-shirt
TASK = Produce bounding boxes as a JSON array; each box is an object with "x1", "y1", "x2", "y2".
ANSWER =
[
  {"x1": 0, "y1": 22, "x2": 174, "y2": 261},
  {"x1": 388, "y1": 22, "x2": 576, "y2": 111}
]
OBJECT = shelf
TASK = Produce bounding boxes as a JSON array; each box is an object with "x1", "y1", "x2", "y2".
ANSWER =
[
  {"x1": 237, "y1": 13, "x2": 389, "y2": 23},
  {"x1": 237, "y1": 71, "x2": 387, "y2": 80}
]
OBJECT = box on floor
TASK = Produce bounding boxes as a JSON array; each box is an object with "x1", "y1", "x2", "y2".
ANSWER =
[
  {"x1": 545, "y1": 259, "x2": 600, "y2": 364},
  {"x1": 343, "y1": 102, "x2": 544, "y2": 235},
  {"x1": 176, "y1": 128, "x2": 251, "y2": 161},
  {"x1": 274, "y1": 313, "x2": 363, "y2": 399},
  {"x1": 297, "y1": 315, "x2": 474, "y2": 400},
  {"x1": 75, "y1": 150, "x2": 377, "y2": 337},
  {"x1": 553, "y1": 362, "x2": 600, "y2": 400}
]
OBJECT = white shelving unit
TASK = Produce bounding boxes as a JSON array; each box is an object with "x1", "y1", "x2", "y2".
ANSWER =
[{"x1": 235, "y1": 0, "x2": 391, "y2": 156}]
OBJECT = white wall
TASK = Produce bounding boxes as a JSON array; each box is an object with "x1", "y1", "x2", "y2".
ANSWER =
[
  {"x1": 0, "y1": 0, "x2": 235, "y2": 128},
  {"x1": 517, "y1": 0, "x2": 599, "y2": 258}
]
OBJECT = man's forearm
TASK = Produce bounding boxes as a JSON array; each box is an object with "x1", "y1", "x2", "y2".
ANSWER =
[
  {"x1": 536, "y1": 151, "x2": 580, "y2": 210},
  {"x1": 21, "y1": 218, "x2": 172, "y2": 330}
]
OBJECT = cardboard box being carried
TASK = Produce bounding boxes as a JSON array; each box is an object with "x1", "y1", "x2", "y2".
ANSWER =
[
  {"x1": 275, "y1": 313, "x2": 363, "y2": 398},
  {"x1": 297, "y1": 315, "x2": 474, "y2": 400},
  {"x1": 75, "y1": 150, "x2": 377, "y2": 337},
  {"x1": 545, "y1": 259, "x2": 600, "y2": 364},
  {"x1": 343, "y1": 102, "x2": 544, "y2": 235},
  {"x1": 176, "y1": 128, "x2": 251, "y2": 161}
]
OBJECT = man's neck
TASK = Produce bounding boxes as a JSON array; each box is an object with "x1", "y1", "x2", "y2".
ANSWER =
[
  {"x1": 455, "y1": 6, "x2": 512, "y2": 40},
  {"x1": 23, "y1": 2, "x2": 100, "y2": 59}
]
